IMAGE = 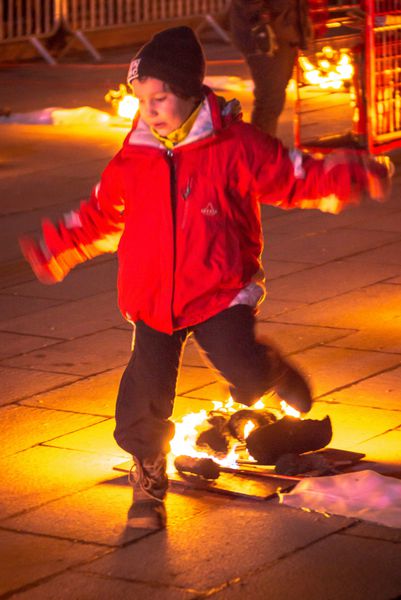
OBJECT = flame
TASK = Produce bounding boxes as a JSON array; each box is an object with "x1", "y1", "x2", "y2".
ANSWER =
[
  {"x1": 243, "y1": 420, "x2": 256, "y2": 439},
  {"x1": 299, "y1": 47, "x2": 354, "y2": 91},
  {"x1": 104, "y1": 84, "x2": 139, "y2": 121},
  {"x1": 252, "y1": 399, "x2": 265, "y2": 409},
  {"x1": 169, "y1": 396, "x2": 244, "y2": 473},
  {"x1": 280, "y1": 400, "x2": 301, "y2": 419},
  {"x1": 117, "y1": 95, "x2": 139, "y2": 120},
  {"x1": 169, "y1": 394, "x2": 303, "y2": 474}
]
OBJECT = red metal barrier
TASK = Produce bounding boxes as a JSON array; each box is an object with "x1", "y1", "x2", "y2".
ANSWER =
[{"x1": 295, "y1": 0, "x2": 401, "y2": 154}]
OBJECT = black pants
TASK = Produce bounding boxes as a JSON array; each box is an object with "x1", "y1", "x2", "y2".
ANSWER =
[
  {"x1": 114, "y1": 305, "x2": 283, "y2": 460},
  {"x1": 246, "y1": 43, "x2": 297, "y2": 137}
]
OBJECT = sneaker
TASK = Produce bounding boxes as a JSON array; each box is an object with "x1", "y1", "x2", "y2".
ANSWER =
[
  {"x1": 270, "y1": 352, "x2": 312, "y2": 414},
  {"x1": 127, "y1": 455, "x2": 168, "y2": 530}
]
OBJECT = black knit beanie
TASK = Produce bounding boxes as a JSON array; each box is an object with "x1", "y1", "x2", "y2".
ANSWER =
[{"x1": 127, "y1": 26, "x2": 205, "y2": 97}]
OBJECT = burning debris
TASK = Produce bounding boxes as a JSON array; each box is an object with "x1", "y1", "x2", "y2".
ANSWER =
[
  {"x1": 174, "y1": 455, "x2": 220, "y2": 480},
  {"x1": 246, "y1": 415, "x2": 332, "y2": 465},
  {"x1": 170, "y1": 398, "x2": 333, "y2": 481},
  {"x1": 104, "y1": 84, "x2": 139, "y2": 120},
  {"x1": 299, "y1": 45, "x2": 354, "y2": 90}
]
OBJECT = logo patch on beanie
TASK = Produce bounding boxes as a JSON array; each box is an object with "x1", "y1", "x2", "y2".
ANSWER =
[{"x1": 127, "y1": 58, "x2": 141, "y2": 84}]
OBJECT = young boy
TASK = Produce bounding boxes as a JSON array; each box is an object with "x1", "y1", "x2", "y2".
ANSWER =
[{"x1": 20, "y1": 26, "x2": 391, "y2": 531}]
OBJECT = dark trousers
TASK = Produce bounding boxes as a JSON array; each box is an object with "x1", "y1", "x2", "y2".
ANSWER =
[
  {"x1": 114, "y1": 305, "x2": 282, "y2": 460},
  {"x1": 246, "y1": 43, "x2": 297, "y2": 136}
]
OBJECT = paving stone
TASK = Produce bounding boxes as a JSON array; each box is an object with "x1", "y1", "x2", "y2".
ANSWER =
[
  {"x1": 0, "y1": 366, "x2": 79, "y2": 405},
  {"x1": 0, "y1": 290, "x2": 123, "y2": 338},
  {"x1": 181, "y1": 381, "x2": 232, "y2": 403},
  {"x1": 1, "y1": 328, "x2": 132, "y2": 376},
  {"x1": 181, "y1": 337, "x2": 208, "y2": 368},
  {"x1": 270, "y1": 283, "x2": 401, "y2": 332},
  {"x1": 0, "y1": 293, "x2": 63, "y2": 321},
  {"x1": 326, "y1": 366, "x2": 401, "y2": 411},
  {"x1": 9, "y1": 571, "x2": 198, "y2": 600},
  {"x1": 355, "y1": 208, "x2": 401, "y2": 232},
  {"x1": 21, "y1": 367, "x2": 124, "y2": 415},
  {"x1": 172, "y1": 395, "x2": 216, "y2": 421},
  {"x1": 2, "y1": 482, "x2": 139, "y2": 546},
  {"x1": 4, "y1": 258, "x2": 118, "y2": 302},
  {"x1": 352, "y1": 429, "x2": 401, "y2": 470},
  {"x1": 2, "y1": 481, "x2": 228, "y2": 547},
  {"x1": 266, "y1": 261, "x2": 399, "y2": 303},
  {"x1": 343, "y1": 520, "x2": 401, "y2": 542},
  {"x1": 265, "y1": 228, "x2": 399, "y2": 264},
  {"x1": 208, "y1": 532, "x2": 401, "y2": 600},
  {"x1": 1, "y1": 404, "x2": 105, "y2": 457},
  {"x1": 0, "y1": 529, "x2": 105, "y2": 598},
  {"x1": 0, "y1": 446, "x2": 120, "y2": 520},
  {"x1": 387, "y1": 274, "x2": 401, "y2": 284},
  {"x1": 0, "y1": 126, "x2": 124, "y2": 215},
  {"x1": 328, "y1": 323, "x2": 401, "y2": 353},
  {"x1": 176, "y1": 365, "x2": 217, "y2": 395},
  {"x1": 347, "y1": 239, "x2": 401, "y2": 265},
  {"x1": 262, "y1": 257, "x2": 313, "y2": 279},
  {"x1": 43, "y1": 418, "x2": 127, "y2": 457},
  {"x1": 283, "y1": 345, "x2": 401, "y2": 398},
  {"x1": 257, "y1": 297, "x2": 306, "y2": 321},
  {"x1": 308, "y1": 401, "x2": 401, "y2": 453},
  {"x1": 255, "y1": 321, "x2": 354, "y2": 354},
  {"x1": 81, "y1": 502, "x2": 352, "y2": 590},
  {"x1": 0, "y1": 331, "x2": 60, "y2": 359},
  {"x1": 262, "y1": 201, "x2": 401, "y2": 234}
]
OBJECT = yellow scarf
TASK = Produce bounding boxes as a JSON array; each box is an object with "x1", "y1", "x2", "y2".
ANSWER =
[{"x1": 151, "y1": 102, "x2": 202, "y2": 149}]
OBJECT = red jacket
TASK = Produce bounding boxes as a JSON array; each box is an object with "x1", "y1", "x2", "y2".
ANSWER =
[{"x1": 31, "y1": 88, "x2": 386, "y2": 334}]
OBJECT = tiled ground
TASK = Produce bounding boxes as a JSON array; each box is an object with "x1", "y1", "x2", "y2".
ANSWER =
[{"x1": 0, "y1": 39, "x2": 400, "y2": 600}]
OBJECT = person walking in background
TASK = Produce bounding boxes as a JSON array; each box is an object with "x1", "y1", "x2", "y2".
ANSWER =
[{"x1": 230, "y1": 0, "x2": 326, "y2": 136}]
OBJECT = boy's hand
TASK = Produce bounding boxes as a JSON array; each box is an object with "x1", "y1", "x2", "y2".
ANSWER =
[
  {"x1": 361, "y1": 154, "x2": 394, "y2": 202},
  {"x1": 19, "y1": 236, "x2": 67, "y2": 285},
  {"x1": 324, "y1": 150, "x2": 394, "y2": 203}
]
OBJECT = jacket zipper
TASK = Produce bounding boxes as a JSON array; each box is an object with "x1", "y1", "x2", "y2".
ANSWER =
[
  {"x1": 165, "y1": 149, "x2": 177, "y2": 322},
  {"x1": 181, "y1": 178, "x2": 192, "y2": 230}
]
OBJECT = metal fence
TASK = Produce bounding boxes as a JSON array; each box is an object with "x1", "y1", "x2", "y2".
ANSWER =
[
  {"x1": 64, "y1": 0, "x2": 228, "y2": 31},
  {"x1": 0, "y1": 0, "x2": 229, "y2": 42},
  {"x1": 1, "y1": 0, "x2": 56, "y2": 41},
  {"x1": 294, "y1": 0, "x2": 401, "y2": 153},
  {"x1": 365, "y1": 0, "x2": 401, "y2": 151}
]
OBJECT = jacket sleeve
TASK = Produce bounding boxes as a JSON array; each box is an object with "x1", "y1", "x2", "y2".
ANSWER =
[
  {"x1": 246, "y1": 130, "x2": 391, "y2": 214},
  {"x1": 19, "y1": 158, "x2": 125, "y2": 284}
]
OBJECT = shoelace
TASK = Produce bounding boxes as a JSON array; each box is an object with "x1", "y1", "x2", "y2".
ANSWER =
[{"x1": 129, "y1": 456, "x2": 166, "y2": 502}]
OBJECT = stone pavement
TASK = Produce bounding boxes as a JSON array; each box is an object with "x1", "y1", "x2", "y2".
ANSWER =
[{"x1": 0, "y1": 39, "x2": 401, "y2": 600}]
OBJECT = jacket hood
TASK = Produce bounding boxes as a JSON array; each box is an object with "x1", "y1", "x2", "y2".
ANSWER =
[{"x1": 124, "y1": 86, "x2": 242, "y2": 150}]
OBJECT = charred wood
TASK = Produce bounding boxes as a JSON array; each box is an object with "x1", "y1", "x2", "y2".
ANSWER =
[
  {"x1": 228, "y1": 409, "x2": 277, "y2": 442},
  {"x1": 174, "y1": 455, "x2": 220, "y2": 480},
  {"x1": 246, "y1": 415, "x2": 332, "y2": 465},
  {"x1": 275, "y1": 452, "x2": 332, "y2": 476},
  {"x1": 196, "y1": 427, "x2": 230, "y2": 455}
]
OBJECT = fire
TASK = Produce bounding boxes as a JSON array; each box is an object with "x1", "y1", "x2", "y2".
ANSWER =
[
  {"x1": 280, "y1": 401, "x2": 301, "y2": 419},
  {"x1": 104, "y1": 84, "x2": 139, "y2": 120},
  {"x1": 299, "y1": 46, "x2": 354, "y2": 90},
  {"x1": 168, "y1": 396, "x2": 301, "y2": 474}
]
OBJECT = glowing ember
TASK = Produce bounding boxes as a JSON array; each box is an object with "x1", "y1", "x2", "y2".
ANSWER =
[
  {"x1": 104, "y1": 84, "x2": 139, "y2": 120},
  {"x1": 299, "y1": 46, "x2": 354, "y2": 90}
]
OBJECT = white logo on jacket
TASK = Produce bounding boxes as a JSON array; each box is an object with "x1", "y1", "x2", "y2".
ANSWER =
[{"x1": 201, "y1": 202, "x2": 218, "y2": 216}]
